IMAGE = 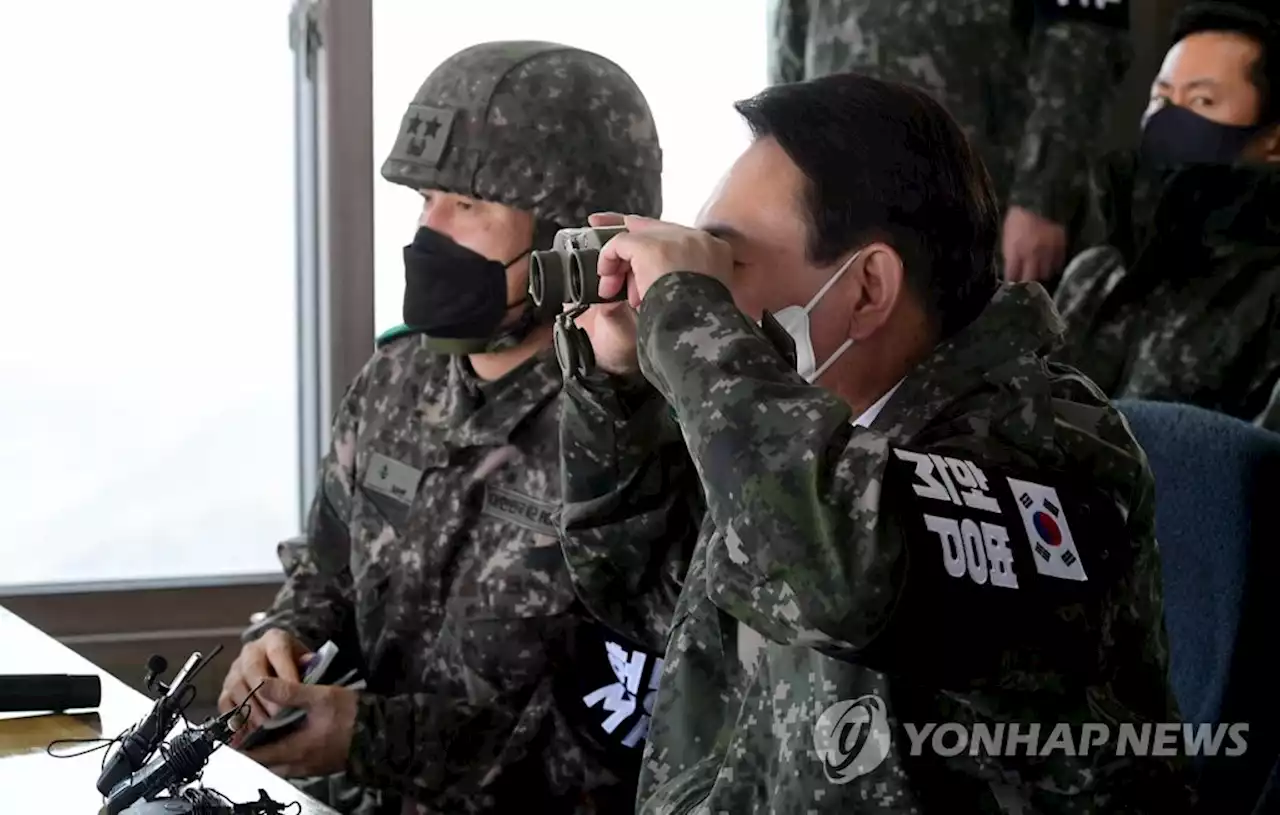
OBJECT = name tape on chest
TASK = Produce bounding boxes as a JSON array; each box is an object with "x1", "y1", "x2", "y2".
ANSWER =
[
  {"x1": 481, "y1": 485, "x2": 559, "y2": 537},
  {"x1": 888, "y1": 448, "x2": 1116, "y2": 595},
  {"x1": 362, "y1": 453, "x2": 424, "y2": 506},
  {"x1": 1035, "y1": 0, "x2": 1128, "y2": 29}
]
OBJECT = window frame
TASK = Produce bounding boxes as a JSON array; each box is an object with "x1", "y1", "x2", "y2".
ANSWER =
[{"x1": 0, "y1": 0, "x2": 375, "y2": 705}]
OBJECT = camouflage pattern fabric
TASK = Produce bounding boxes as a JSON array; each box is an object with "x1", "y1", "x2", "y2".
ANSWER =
[
  {"x1": 767, "y1": 0, "x2": 1130, "y2": 225},
  {"x1": 254, "y1": 339, "x2": 649, "y2": 814},
  {"x1": 1261, "y1": 379, "x2": 1280, "y2": 433},
  {"x1": 381, "y1": 41, "x2": 663, "y2": 228},
  {"x1": 1054, "y1": 161, "x2": 1280, "y2": 431},
  {"x1": 560, "y1": 272, "x2": 1194, "y2": 812}
]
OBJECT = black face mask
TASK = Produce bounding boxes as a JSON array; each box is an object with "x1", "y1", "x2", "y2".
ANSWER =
[
  {"x1": 401, "y1": 227, "x2": 530, "y2": 342},
  {"x1": 1140, "y1": 104, "x2": 1268, "y2": 166}
]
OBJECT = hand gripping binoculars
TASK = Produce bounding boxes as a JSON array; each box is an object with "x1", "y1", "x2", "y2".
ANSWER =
[
  {"x1": 528, "y1": 224, "x2": 799, "y2": 378},
  {"x1": 528, "y1": 226, "x2": 627, "y2": 309},
  {"x1": 528, "y1": 226, "x2": 628, "y2": 378}
]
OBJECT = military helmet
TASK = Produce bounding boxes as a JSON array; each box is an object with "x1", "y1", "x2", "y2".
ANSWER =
[{"x1": 381, "y1": 41, "x2": 663, "y2": 226}]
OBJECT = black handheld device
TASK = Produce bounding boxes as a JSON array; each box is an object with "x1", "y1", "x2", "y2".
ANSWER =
[
  {"x1": 238, "y1": 640, "x2": 358, "y2": 751},
  {"x1": 96, "y1": 646, "x2": 224, "y2": 796}
]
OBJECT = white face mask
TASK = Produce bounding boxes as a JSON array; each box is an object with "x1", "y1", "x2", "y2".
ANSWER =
[{"x1": 770, "y1": 251, "x2": 860, "y2": 382}]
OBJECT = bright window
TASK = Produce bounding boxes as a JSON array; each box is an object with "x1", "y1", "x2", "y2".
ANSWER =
[
  {"x1": 0, "y1": 2, "x2": 299, "y2": 586},
  {"x1": 370, "y1": 1, "x2": 768, "y2": 332}
]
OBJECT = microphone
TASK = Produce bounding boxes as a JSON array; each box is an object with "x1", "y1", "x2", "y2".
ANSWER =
[
  {"x1": 0, "y1": 674, "x2": 101, "y2": 713},
  {"x1": 143, "y1": 655, "x2": 168, "y2": 693},
  {"x1": 95, "y1": 645, "x2": 223, "y2": 796},
  {"x1": 102, "y1": 709, "x2": 238, "y2": 815}
]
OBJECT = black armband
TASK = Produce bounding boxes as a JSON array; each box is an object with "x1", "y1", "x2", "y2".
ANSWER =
[
  {"x1": 554, "y1": 617, "x2": 664, "y2": 762},
  {"x1": 1033, "y1": 0, "x2": 1128, "y2": 30}
]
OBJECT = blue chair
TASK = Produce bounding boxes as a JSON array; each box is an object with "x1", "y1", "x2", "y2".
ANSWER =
[{"x1": 1115, "y1": 400, "x2": 1280, "y2": 814}]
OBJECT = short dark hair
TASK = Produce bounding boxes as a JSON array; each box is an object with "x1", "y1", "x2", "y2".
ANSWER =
[
  {"x1": 734, "y1": 74, "x2": 999, "y2": 339},
  {"x1": 1171, "y1": 2, "x2": 1280, "y2": 125}
]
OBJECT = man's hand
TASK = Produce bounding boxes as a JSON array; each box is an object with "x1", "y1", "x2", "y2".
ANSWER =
[
  {"x1": 569, "y1": 213, "x2": 642, "y2": 376},
  {"x1": 594, "y1": 213, "x2": 733, "y2": 307},
  {"x1": 218, "y1": 629, "x2": 311, "y2": 730},
  {"x1": 1002, "y1": 206, "x2": 1068, "y2": 283},
  {"x1": 235, "y1": 678, "x2": 358, "y2": 778}
]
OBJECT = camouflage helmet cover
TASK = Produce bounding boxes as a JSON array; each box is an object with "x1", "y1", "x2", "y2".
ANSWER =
[{"x1": 382, "y1": 41, "x2": 663, "y2": 225}]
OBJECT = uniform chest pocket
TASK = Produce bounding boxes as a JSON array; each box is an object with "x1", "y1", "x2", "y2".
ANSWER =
[
  {"x1": 451, "y1": 483, "x2": 574, "y2": 618},
  {"x1": 353, "y1": 449, "x2": 445, "y2": 531},
  {"x1": 460, "y1": 530, "x2": 578, "y2": 621},
  {"x1": 448, "y1": 535, "x2": 579, "y2": 697}
]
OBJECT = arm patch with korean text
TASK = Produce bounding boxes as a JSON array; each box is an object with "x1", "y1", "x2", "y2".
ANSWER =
[
  {"x1": 1034, "y1": 0, "x2": 1128, "y2": 30},
  {"x1": 859, "y1": 445, "x2": 1134, "y2": 685},
  {"x1": 553, "y1": 618, "x2": 664, "y2": 765}
]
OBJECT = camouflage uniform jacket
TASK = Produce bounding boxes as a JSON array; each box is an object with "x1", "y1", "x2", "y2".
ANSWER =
[
  {"x1": 560, "y1": 273, "x2": 1194, "y2": 813},
  {"x1": 257, "y1": 338, "x2": 656, "y2": 814},
  {"x1": 767, "y1": 0, "x2": 1130, "y2": 225},
  {"x1": 1054, "y1": 161, "x2": 1280, "y2": 431}
]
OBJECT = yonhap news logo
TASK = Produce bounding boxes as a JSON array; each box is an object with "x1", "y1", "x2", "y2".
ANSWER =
[
  {"x1": 812, "y1": 695, "x2": 893, "y2": 783},
  {"x1": 814, "y1": 694, "x2": 1248, "y2": 784}
]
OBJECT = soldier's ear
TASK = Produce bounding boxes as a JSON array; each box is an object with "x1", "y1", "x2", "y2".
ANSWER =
[{"x1": 848, "y1": 242, "x2": 904, "y2": 342}]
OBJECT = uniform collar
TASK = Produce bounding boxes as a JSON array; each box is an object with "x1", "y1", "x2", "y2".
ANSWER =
[
  {"x1": 872, "y1": 282, "x2": 1063, "y2": 444},
  {"x1": 424, "y1": 347, "x2": 562, "y2": 449},
  {"x1": 853, "y1": 380, "x2": 903, "y2": 427}
]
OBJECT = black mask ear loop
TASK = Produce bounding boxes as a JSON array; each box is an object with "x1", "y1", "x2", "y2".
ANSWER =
[{"x1": 500, "y1": 247, "x2": 533, "y2": 310}]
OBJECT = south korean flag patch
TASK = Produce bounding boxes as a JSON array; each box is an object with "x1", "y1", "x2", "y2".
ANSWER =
[{"x1": 1006, "y1": 478, "x2": 1088, "y2": 581}]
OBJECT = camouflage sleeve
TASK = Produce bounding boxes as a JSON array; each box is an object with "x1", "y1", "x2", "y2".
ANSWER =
[
  {"x1": 346, "y1": 610, "x2": 566, "y2": 798},
  {"x1": 1053, "y1": 245, "x2": 1123, "y2": 325},
  {"x1": 766, "y1": 0, "x2": 808, "y2": 85},
  {"x1": 1257, "y1": 377, "x2": 1280, "y2": 433},
  {"x1": 636, "y1": 274, "x2": 1143, "y2": 681},
  {"x1": 347, "y1": 689, "x2": 522, "y2": 797},
  {"x1": 558, "y1": 372, "x2": 702, "y2": 652},
  {"x1": 1249, "y1": 310, "x2": 1280, "y2": 432},
  {"x1": 1008, "y1": 9, "x2": 1132, "y2": 226},
  {"x1": 636, "y1": 273, "x2": 893, "y2": 657},
  {"x1": 248, "y1": 370, "x2": 367, "y2": 653}
]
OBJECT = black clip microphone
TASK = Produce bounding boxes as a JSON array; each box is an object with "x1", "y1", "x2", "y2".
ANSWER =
[
  {"x1": 96, "y1": 645, "x2": 223, "y2": 796},
  {"x1": 102, "y1": 707, "x2": 239, "y2": 815}
]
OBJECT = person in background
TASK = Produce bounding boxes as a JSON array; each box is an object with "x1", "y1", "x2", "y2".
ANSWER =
[
  {"x1": 215, "y1": 40, "x2": 665, "y2": 814},
  {"x1": 767, "y1": 0, "x2": 1131, "y2": 285},
  {"x1": 1053, "y1": 3, "x2": 1280, "y2": 431},
  {"x1": 558, "y1": 72, "x2": 1192, "y2": 813}
]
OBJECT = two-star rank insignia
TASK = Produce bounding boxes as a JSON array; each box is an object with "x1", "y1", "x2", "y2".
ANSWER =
[{"x1": 394, "y1": 104, "x2": 455, "y2": 167}]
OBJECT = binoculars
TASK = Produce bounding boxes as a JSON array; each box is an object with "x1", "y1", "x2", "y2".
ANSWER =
[{"x1": 528, "y1": 226, "x2": 627, "y2": 308}]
